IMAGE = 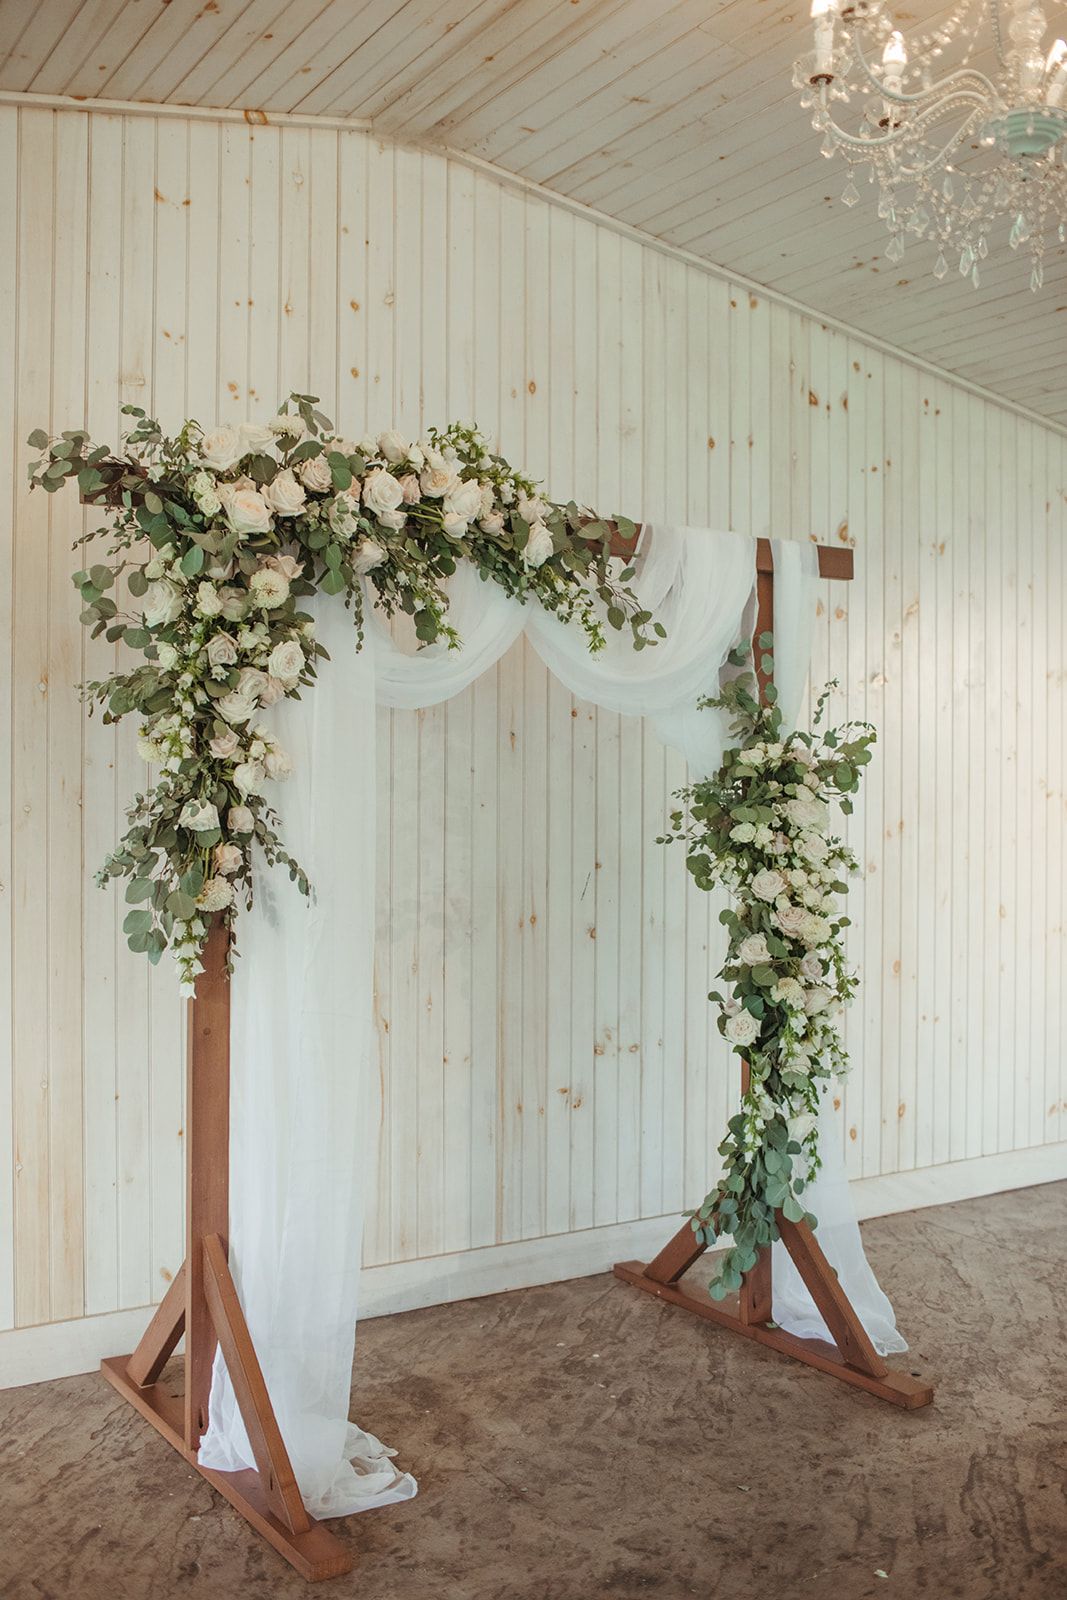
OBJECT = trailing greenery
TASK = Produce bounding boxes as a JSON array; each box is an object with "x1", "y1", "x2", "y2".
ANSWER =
[
  {"x1": 662, "y1": 636, "x2": 875, "y2": 1297},
  {"x1": 29, "y1": 395, "x2": 660, "y2": 993}
]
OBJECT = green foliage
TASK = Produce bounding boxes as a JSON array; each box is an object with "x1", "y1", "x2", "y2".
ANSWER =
[{"x1": 662, "y1": 643, "x2": 875, "y2": 1299}]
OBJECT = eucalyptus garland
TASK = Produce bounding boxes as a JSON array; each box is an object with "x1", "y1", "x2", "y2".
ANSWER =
[
  {"x1": 28, "y1": 395, "x2": 660, "y2": 993},
  {"x1": 663, "y1": 636, "x2": 875, "y2": 1296}
]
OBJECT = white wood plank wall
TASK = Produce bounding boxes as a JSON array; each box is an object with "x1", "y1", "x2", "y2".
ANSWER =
[{"x1": 1, "y1": 105, "x2": 1065, "y2": 1345}]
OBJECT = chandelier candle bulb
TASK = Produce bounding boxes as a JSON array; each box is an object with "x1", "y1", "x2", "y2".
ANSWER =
[
  {"x1": 1047, "y1": 39, "x2": 1067, "y2": 106},
  {"x1": 811, "y1": 0, "x2": 837, "y2": 75},
  {"x1": 882, "y1": 30, "x2": 908, "y2": 95}
]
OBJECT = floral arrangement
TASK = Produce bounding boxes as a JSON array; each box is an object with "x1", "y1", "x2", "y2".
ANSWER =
[
  {"x1": 663, "y1": 635, "x2": 875, "y2": 1297},
  {"x1": 28, "y1": 395, "x2": 660, "y2": 994}
]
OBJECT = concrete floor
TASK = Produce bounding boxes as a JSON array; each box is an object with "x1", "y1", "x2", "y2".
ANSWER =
[{"x1": 2, "y1": 1183, "x2": 1064, "y2": 1600}]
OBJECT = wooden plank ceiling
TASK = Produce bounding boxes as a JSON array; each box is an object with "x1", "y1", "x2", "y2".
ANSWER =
[{"x1": 3, "y1": 0, "x2": 1066, "y2": 424}]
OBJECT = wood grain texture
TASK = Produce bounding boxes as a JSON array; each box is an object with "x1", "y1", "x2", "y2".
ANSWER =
[{"x1": 1, "y1": 105, "x2": 1065, "y2": 1347}]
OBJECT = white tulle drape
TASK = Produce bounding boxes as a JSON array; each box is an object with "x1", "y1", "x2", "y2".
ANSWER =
[
  {"x1": 766, "y1": 539, "x2": 906, "y2": 1356},
  {"x1": 199, "y1": 526, "x2": 901, "y2": 1517},
  {"x1": 197, "y1": 593, "x2": 418, "y2": 1517}
]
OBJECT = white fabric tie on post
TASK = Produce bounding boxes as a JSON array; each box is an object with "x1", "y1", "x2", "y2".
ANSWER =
[{"x1": 199, "y1": 526, "x2": 902, "y2": 1517}]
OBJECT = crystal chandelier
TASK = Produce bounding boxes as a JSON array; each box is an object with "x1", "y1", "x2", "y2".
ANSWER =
[{"x1": 794, "y1": 0, "x2": 1067, "y2": 289}]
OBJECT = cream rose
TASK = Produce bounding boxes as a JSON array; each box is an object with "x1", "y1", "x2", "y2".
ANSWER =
[
  {"x1": 263, "y1": 744, "x2": 293, "y2": 781},
  {"x1": 143, "y1": 579, "x2": 184, "y2": 629},
  {"x1": 724, "y1": 1010, "x2": 760, "y2": 1048},
  {"x1": 523, "y1": 520, "x2": 554, "y2": 568},
  {"x1": 179, "y1": 798, "x2": 220, "y2": 833},
  {"x1": 155, "y1": 642, "x2": 179, "y2": 672},
  {"x1": 199, "y1": 424, "x2": 244, "y2": 473},
  {"x1": 397, "y1": 473, "x2": 421, "y2": 504},
  {"x1": 228, "y1": 805, "x2": 255, "y2": 834},
  {"x1": 479, "y1": 510, "x2": 505, "y2": 536},
  {"x1": 262, "y1": 468, "x2": 306, "y2": 518},
  {"x1": 206, "y1": 633, "x2": 238, "y2": 669},
  {"x1": 264, "y1": 553, "x2": 303, "y2": 582},
  {"x1": 804, "y1": 986, "x2": 834, "y2": 1014},
  {"x1": 362, "y1": 467, "x2": 405, "y2": 521},
  {"x1": 214, "y1": 843, "x2": 243, "y2": 876},
  {"x1": 267, "y1": 639, "x2": 305, "y2": 686},
  {"x1": 218, "y1": 586, "x2": 248, "y2": 621},
  {"x1": 517, "y1": 493, "x2": 548, "y2": 524},
  {"x1": 737, "y1": 933, "x2": 770, "y2": 966},
  {"x1": 225, "y1": 487, "x2": 273, "y2": 537},
  {"x1": 730, "y1": 822, "x2": 757, "y2": 844},
  {"x1": 217, "y1": 690, "x2": 258, "y2": 725},
  {"x1": 420, "y1": 461, "x2": 460, "y2": 499},
  {"x1": 209, "y1": 729, "x2": 241, "y2": 759},
  {"x1": 299, "y1": 453, "x2": 333, "y2": 493},
  {"x1": 751, "y1": 868, "x2": 787, "y2": 903}
]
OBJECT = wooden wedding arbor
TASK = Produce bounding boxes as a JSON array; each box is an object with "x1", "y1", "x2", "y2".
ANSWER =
[{"x1": 99, "y1": 526, "x2": 932, "y2": 1585}]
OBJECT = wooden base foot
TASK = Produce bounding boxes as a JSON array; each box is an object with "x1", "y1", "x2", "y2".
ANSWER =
[
  {"x1": 613, "y1": 1261, "x2": 933, "y2": 1409},
  {"x1": 101, "y1": 1356, "x2": 353, "y2": 1581}
]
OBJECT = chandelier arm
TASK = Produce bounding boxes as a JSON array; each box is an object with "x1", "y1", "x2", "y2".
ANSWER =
[
  {"x1": 847, "y1": 25, "x2": 1002, "y2": 106},
  {"x1": 820, "y1": 90, "x2": 991, "y2": 154}
]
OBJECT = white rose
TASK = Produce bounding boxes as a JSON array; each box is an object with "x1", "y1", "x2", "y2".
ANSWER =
[
  {"x1": 228, "y1": 805, "x2": 254, "y2": 834},
  {"x1": 724, "y1": 1010, "x2": 760, "y2": 1048},
  {"x1": 397, "y1": 473, "x2": 421, "y2": 504},
  {"x1": 143, "y1": 579, "x2": 184, "y2": 629},
  {"x1": 217, "y1": 691, "x2": 258, "y2": 725},
  {"x1": 730, "y1": 822, "x2": 757, "y2": 844},
  {"x1": 262, "y1": 468, "x2": 306, "y2": 518},
  {"x1": 804, "y1": 986, "x2": 834, "y2": 1014},
  {"x1": 517, "y1": 494, "x2": 548, "y2": 524},
  {"x1": 206, "y1": 633, "x2": 239, "y2": 669},
  {"x1": 209, "y1": 729, "x2": 241, "y2": 759},
  {"x1": 233, "y1": 760, "x2": 266, "y2": 796},
  {"x1": 299, "y1": 453, "x2": 333, "y2": 493},
  {"x1": 441, "y1": 511, "x2": 468, "y2": 539},
  {"x1": 377, "y1": 506, "x2": 407, "y2": 532},
  {"x1": 442, "y1": 478, "x2": 483, "y2": 526},
  {"x1": 408, "y1": 442, "x2": 425, "y2": 469},
  {"x1": 737, "y1": 933, "x2": 770, "y2": 966},
  {"x1": 249, "y1": 567, "x2": 290, "y2": 609},
  {"x1": 259, "y1": 676, "x2": 285, "y2": 705},
  {"x1": 362, "y1": 467, "x2": 405, "y2": 521},
  {"x1": 267, "y1": 639, "x2": 305, "y2": 686},
  {"x1": 753, "y1": 825, "x2": 774, "y2": 848},
  {"x1": 751, "y1": 868, "x2": 787, "y2": 903},
  {"x1": 155, "y1": 642, "x2": 179, "y2": 672},
  {"x1": 263, "y1": 744, "x2": 293, "y2": 781},
  {"x1": 200, "y1": 424, "x2": 244, "y2": 473},
  {"x1": 190, "y1": 470, "x2": 222, "y2": 516},
  {"x1": 799, "y1": 830, "x2": 830, "y2": 863},
  {"x1": 788, "y1": 1112, "x2": 818, "y2": 1145},
  {"x1": 420, "y1": 461, "x2": 460, "y2": 499},
  {"x1": 377, "y1": 429, "x2": 410, "y2": 464},
  {"x1": 238, "y1": 422, "x2": 275, "y2": 455},
  {"x1": 479, "y1": 510, "x2": 505, "y2": 536},
  {"x1": 179, "y1": 799, "x2": 220, "y2": 833},
  {"x1": 523, "y1": 520, "x2": 554, "y2": 568},
  {"x1": 354, "y1": 538, "x2": 386, "y2": 575},
  {"x1": 214, "y1": 843, "x2": 243, "y2": 876},
  {"x1": 196, "y1": 876, "x2": 234, "y2": 912},
  {"x1": 195, "y1": 582, "x2": 224, "y2": 619},
  {"x1": 225, "y1": 487, "x2": 273, "y2": 537},
  {"x1": 799, "y1": 952, "x2": 824, "y2": 981}
]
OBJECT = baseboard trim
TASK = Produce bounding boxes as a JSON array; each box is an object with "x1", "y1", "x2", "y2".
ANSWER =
[{"x1": 4, "y1": 1141, "x2": 1065, "y2": 1388}]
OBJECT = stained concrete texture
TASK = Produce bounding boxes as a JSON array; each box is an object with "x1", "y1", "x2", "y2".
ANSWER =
[{"x1": 2, "y1": 1182, "x2": 1065, "y2": 1600}]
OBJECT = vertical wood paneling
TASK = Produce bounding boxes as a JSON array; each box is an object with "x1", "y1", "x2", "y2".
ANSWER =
[{"x1": 3, "y1": 107, "x2": 1066, "y2": 1340}]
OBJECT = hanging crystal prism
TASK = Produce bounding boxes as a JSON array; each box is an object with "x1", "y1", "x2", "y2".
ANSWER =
[
  {"x1": 933, "y1": 250, "x2": 949, "y2": 279},
  {"x1": 841, "y1": 176, "x2": 860, "y2": 206}
]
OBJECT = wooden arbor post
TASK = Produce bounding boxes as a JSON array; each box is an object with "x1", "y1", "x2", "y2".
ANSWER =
[
  {"x1": 610, "y1": 536, "x2": 934, "y2": 1410},
  {"x1": 101, "y1": 919, "x2": 354, "y2": 1581}
]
